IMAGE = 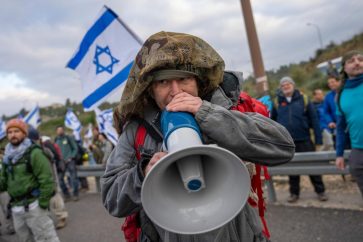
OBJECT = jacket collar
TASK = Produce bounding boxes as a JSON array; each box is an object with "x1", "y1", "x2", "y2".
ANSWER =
[{"x1": 278, "y1": 89, "x2": 301, "y2": 102}]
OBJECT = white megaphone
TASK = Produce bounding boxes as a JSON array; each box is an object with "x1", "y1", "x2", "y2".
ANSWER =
[{"x1": 141, "y1": 111, "x2": 251, "y2": 234}]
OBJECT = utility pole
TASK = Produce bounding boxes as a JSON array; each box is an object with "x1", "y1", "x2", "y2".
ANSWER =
[
  {"x1": 307, "y1": 22, "x2": 324, "y2": 49},
  {"x1": 239, "y1": 0, "x2": 269, "y2": 96}
]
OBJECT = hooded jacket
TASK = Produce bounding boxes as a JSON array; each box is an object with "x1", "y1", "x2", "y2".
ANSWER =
[{"x1": 101, "y1": 87, "x2": 295, "y2": 241}]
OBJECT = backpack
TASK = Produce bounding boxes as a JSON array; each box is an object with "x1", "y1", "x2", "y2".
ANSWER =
[
  {"x1": 230, "y1": 92, "x2": 271, "y2": 239},
  {"x1": 121, "y1": 71, "x2": 271, "y2": 240},
  {"x1": 64, "y1": 135, "x2": 85, "y2": 165},
  {"x1": 221, "y1": 71, "x2": 270, "y2": 238},
  {"x1": 121, "y1": 125, "x2": 147, "y2": 242},
  {"x1": 74, "y1": 142, "x2": 86, "y2": 165},
  {"x1": 43, "y1": 141, "x2": 65, "y2": 173}
]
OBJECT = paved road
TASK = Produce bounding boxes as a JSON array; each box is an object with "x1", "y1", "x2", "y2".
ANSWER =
[{"x1": 1, "y1": 193, "x2": 362, "y2": 242}]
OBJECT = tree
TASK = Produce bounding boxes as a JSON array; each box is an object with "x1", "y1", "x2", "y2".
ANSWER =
[{"x1": 65, "y1": 98, "x2": 71, "y2": 107}]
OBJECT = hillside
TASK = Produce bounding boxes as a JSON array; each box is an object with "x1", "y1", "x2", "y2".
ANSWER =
[{"x1": 243, "y1": 32, "x2": 363, "y2": 97}]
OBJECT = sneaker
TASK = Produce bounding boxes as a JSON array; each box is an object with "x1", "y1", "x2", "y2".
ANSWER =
[
  {"x1": 56, "y1": 219, "x2": 67, "y2": 229},
  {"x1": 317, "y1": 193, "x2": 328, "y2": 202},
  {"x1": 287, "y1": 194, "x2": 299, "y2": 203},
  {"x1": 72, "y1": 195, "x2": 79, "y2": 202}
]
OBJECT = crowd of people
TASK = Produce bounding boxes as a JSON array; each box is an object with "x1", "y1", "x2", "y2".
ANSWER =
[
  {"x1": 0, "y1": 29, "x2": 361, "y2": 242},
  {"x1": 0, "y1": 121, "x2": 115, "y2": 241},
  {"x1": 272, "y1": 50, "x2": 363, "y2": 203}
]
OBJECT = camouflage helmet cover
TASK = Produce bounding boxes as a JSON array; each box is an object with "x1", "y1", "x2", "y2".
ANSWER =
[{"x1": 114, "y1": 31, "x2": 225, "y2": 132}]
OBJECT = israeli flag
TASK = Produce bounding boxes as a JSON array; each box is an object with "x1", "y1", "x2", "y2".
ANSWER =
[
  {"x1": 65, "y1": 109, "x2": 82, "y2": 141},
  {"x1": 95, "y1": 108, "x2": 118, "y2": 146},
  {"x1": 66, "y1": 6, "x2": 142, "y2": 110},
  {"x1": 0, "y1": 118, "x2": 6, "y2": 140},
  {"x1": 84, "y1": 123, "x2": 93, "y2": 140},
  {"x1": 23, "y1": 105, "x2": 41, "y2": 128}
]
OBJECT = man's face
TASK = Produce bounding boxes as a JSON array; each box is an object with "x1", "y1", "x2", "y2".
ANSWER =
[
  {"x1": 7, "y1": 127, "x2": 26, "y2": 146},
  {"x1": 280, "y1": 82, "x2": 295, "y2": 97},
  {"x1": 56, "y1": 127, "x2": 64, "y2": 136},
  {"x1": 327, "y1": 77, "x2": 340, "y2": 91},
  {"x1": 151, "y1": 77, "x2": 199, "y2": 110},
  {"x1": 344, "y1": 54, "x2": 363, "y2": 78},
  {"x1": 313, "y1": 90, "x2": 324, "y2": 103}
]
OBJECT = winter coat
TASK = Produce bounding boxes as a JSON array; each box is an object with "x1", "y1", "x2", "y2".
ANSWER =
[
  {"x1": 323, "y1": 90, "x2": 337, "y2": 125},
  {"x1": 101, "y1": 88, "x2": 295, "y2": 242},
  {"x1": 0, "y1": 145, "x2": 55, "y2": 208},
  {"x1": 313, "y1": 101, "x2": 329, "y2": 132},
  {"x1": 272, "y1": 89, "x2": 322, "y2": 144},
  {"x1": 55, "y1": 135, "x2": 78, "y2": 161}
]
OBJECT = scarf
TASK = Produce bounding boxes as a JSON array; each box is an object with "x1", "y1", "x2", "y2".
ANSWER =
[
  {"x1": 3, "y1": 138, "x2": 32, "y2": 165},
  {"x1": 344, "y1": 74, "x2": 363, "y2": 89}
]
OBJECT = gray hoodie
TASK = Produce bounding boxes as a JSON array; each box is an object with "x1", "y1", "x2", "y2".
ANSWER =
[{"x1": 101, "y1": 88, "x2": 295, "y2": 242}]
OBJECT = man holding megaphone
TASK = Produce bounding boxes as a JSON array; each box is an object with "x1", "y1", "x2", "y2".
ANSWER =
[{"x1": 101, "y1": 31, "x2": 295, "y2": 242}]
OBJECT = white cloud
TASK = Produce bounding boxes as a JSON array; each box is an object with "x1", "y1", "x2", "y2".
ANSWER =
[
  {"x1": 0, "y1": 0, "x2": 362, "y2": 117},
  {"x1": 0, "y1": 73, "x2": 45, "y2": 100}
]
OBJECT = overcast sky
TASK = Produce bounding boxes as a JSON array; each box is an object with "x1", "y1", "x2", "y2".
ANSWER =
[{"x1": 0, "y1": 0, "x2": 362, "y2": 117}]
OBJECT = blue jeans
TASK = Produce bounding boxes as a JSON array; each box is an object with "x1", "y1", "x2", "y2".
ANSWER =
[{"x1": 59, "y1": 159, "x2": 79, "y2": 197}]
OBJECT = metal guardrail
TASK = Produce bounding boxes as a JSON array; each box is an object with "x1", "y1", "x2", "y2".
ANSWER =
[
  {"x1": 77, "y1": 164, "x2": 105, "y2": 192},
  {"x1": 266, "y1": 150, "x2": 351, "y2": 202},
  {"x1": 76, "y1": 151, "x2": 352, "y2": 199}
]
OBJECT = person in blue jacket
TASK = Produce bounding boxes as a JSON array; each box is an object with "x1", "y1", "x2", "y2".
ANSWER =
[
  {"x1": 272, "y1": 76, "x2": 327, "y2": 203},
  {"x1": 335, "y1": 50, "x2": 363, "y2": 198},
  {"x1": 323, "y1": 76, "x2": 340, "y2": 132},
  {"x1": 312, "y1": 89, "x2": 334, "y2": 151}
]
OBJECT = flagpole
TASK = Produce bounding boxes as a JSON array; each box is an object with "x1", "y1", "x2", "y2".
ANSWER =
[{"x1": 104, "y1": 5, "x2": 144, "y2": 45}]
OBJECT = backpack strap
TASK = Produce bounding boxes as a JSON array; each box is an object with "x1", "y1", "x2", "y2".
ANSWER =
[
  {"x1": 122, "y1": 122, "x2": 159, "y2": 242},
  {"x1": 134, "y1": 125, "x2": 147, "y2": 161},
  {"x1": 302, "y1": 93, "x2": 308, "y2": 112},
  {"x1": 22, "y1": 143, "x2": 42, "y2": 174},
  {"x1": 336, "y1": 89, "x2": 346, "y2": 118}
]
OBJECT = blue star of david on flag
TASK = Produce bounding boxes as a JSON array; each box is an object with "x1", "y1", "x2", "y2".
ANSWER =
[
  {"x1": 93, "y1": 45, "x2": 119, "y2": 74},
  {"x1": 66, "y1": 6, "x2": 142, "y2": 110}
]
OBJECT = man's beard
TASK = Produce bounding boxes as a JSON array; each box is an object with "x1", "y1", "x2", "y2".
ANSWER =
[{"x1": 10, "y1": 137, "x2": 24, "y2": 146}]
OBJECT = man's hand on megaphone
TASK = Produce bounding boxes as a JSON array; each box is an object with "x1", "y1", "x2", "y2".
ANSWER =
[
  {"x1": 144, "y1": 152, "x2": 168, "y2": 176},
  {"x1": 166, "y1": 92, "x2": 202, "y2": 115}
]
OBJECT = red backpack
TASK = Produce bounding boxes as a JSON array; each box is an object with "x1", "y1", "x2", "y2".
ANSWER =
[
  {"x1": 121, "y1": 125, "x2": 147, "y2": 242},
  {"x1": 231, "y1": 91, "x2": 271, "y2": 239}
]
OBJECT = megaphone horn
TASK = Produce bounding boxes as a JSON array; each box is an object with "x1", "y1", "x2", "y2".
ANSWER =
[{"x1": 141, "y1": 111, "x2": 250, "y2": 235}]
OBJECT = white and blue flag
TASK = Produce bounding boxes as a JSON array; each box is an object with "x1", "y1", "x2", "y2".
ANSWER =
[
  {"x1": 66, "y1": 6, "x2": 142, "y2": 110},
  {"x1": 95, "y1": 108, "x2": 118, "y2": 146},
  {"x1": 65, "y1": 109, "x2": 82, "y2": 141},
  {"x1": 84, "y1": 123, "x2": 93, "y2": 140},
  {"x1": 0, "y1": 118, "x2": 6, "y2": 140},
  {"x1": 23, "y1": 105, "x2": 41, "y2": 128}
]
